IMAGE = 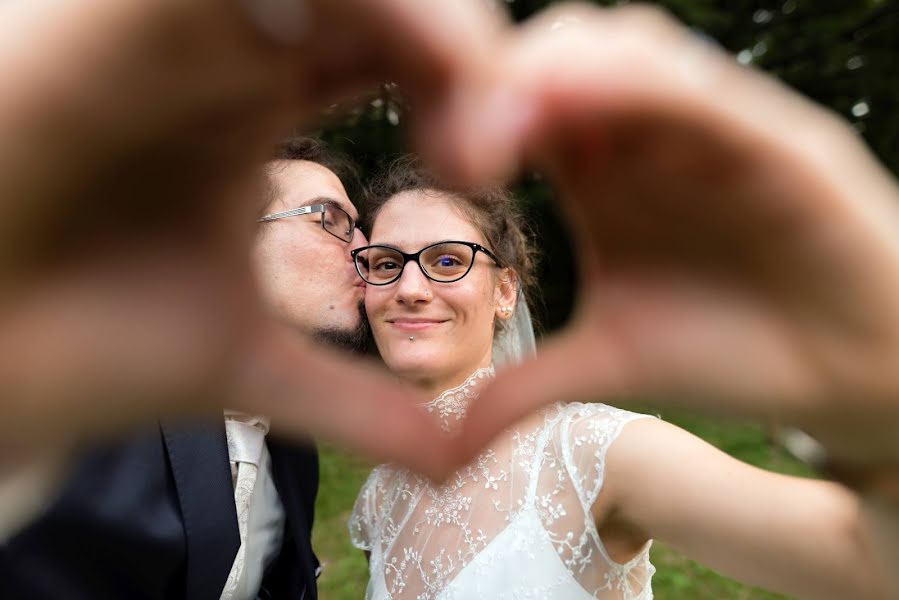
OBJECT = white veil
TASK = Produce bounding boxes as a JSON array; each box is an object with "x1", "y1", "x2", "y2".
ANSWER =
[{"x1": 492, "y1": 289, "x2": 537, "y2": 369}]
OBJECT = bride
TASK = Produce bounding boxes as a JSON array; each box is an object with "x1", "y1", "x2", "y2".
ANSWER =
[{"x1": 347, "y1": 158, "x2": 888, "y2": 599}]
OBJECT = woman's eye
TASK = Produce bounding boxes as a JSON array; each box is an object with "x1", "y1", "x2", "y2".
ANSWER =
[
  {"x1": 435, "y1": 255, "x2": 462, "y2": 267},
  {"x1": 374, "y1": 260, "x2": 400, "y2": 272}
]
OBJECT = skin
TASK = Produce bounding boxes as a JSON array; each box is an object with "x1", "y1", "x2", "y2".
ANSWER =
[
  {"x1": 368, "y1": 192, "x2": 888, "y2": 599},
  {"x1": 254, "y1": 160, "x2": 367, "y2": 336},
  {"x1": 454, "y1": 2, "x2": 899, "y2": 475},
  {"x1": 444, "y1": 5, "x2": 899, "y2": 595},
  {"x1": 0, "y1": 0, "x2": 505, "y2": 481},
  {"x1": 596, "y1": 418, "x2": 884, "y2": 598},
  {"x1": 358, "y1": 189, "x2": 513, "y2": 567},
  {"x1": 1, "y1": 9, "x2": 899, "y2": 586},
  {"x1": 365, "y1": 191, "x2": 516, "y2": 400}
]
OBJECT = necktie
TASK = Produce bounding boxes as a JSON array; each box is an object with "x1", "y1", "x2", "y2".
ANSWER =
[{"x1": 220, "y1": 415, "x2": 269, "y2": 600}]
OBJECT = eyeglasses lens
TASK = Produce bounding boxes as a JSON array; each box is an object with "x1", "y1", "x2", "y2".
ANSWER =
[
  {"x1": 420, "y1": 243, "x2": 473, "y2": 281},
  {"x1": 354, "y1": 242, "x2": 476, "y2": 285},
  {"x1": 323, "y1": 205, "x2": 354, "y2": 242}
]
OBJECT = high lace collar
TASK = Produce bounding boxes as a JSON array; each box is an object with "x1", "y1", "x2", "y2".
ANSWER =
[{"x1": 419, "y1": 366, "x2": 495, "y2": 433}]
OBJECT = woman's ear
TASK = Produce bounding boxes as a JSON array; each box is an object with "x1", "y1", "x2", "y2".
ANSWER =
[{"x1": 494, "y1": 269, "x2": 518, "y2": 320}]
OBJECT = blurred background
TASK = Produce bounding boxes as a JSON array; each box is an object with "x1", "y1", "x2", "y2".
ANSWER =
[{"x1": 310, "y1": 1, "x2": 899, "y2": 598}]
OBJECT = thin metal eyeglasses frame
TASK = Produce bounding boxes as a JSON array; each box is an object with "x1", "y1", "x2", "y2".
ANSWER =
[
  {"x1": 257, "y1": 203, "x2": 356, "y2": 243},
  {"x1": 351, "y1": 241, "x2": 502, "y2": 285}
]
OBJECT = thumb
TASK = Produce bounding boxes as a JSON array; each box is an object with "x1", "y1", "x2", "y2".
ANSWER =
[
  {"x1": 454, "y1": 323, "x2": 635, "y2": 463},
  {"x1": 229, "y1": 321, "x2": 458, "y2": 480}
]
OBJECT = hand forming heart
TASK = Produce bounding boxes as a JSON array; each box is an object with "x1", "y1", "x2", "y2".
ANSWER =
[
  {"x1": 0, "y1": 0, "x2": 504, "y2": 480},
  {"x1": 1, "y1": 0, "x2": 898, "y2": 488},
  {"x1": 445, "y1": 5, "x2": 899, "y2": 467}
]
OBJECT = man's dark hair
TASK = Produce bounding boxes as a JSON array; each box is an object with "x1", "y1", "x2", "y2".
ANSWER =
[{"x1": 258, "y1": 135, "x2": 361, "y2": 218}]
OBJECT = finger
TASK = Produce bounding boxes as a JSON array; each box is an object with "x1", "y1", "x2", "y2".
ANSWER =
[
  {"x1": 361, "y1": 0, "x2": 505, "y2": 99},
  {"x1": 452, "y1": 323, "x2": 632, "y2": 464},
  {"x1": 429, "y1": 3, "x2": 732, "y2": 187},
  {"x1": 455, "y1": 280, "x2": 822, "y2": 464},
  {"x1": 445, "y1": 2, "x2": 860, "y2": 189},
  {"x1": 0, "y1": 258, "x2": 250, "y2": 458},
  {"x1": 300, "y1": 0, "x2": 506, "y2": 104},
  {"x1": 416, "y1": 69, "x2": 538, "y2": 188},
  {"x1": 230, "y1": 320, "x2": 458, "y2": 480},
  {"x1": 385, "y1": 1, "x2": 519, "y2": 185}
]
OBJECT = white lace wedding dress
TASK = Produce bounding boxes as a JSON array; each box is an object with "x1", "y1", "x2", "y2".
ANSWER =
[{"x1": 349, "y1": 367, "x2": 655, "y2": 599}]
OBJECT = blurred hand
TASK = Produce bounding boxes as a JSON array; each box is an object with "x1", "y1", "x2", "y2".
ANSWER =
[
  {"x1": 0, "y1": 0, "x2": 505, "y2": 479},
  {"x1": 452, "y1": 4, "x2": 899, "y2": 464}
]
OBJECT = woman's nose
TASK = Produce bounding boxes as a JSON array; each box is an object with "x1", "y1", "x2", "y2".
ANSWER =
[{"x1": 394, "y1": 261, "x2": 433, "y2": 304}]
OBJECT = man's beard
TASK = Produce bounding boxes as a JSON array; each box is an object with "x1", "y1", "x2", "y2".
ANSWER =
[{"x1": 311, "y1": 301, "x2": 370, "y2": 354}]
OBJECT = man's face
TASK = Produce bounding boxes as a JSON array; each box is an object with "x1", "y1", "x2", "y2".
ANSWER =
[{"x1": 253, "y1": 160, "x2": 368, "y2": 348}]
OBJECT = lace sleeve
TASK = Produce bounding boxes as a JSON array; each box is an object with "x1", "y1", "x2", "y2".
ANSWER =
[
  {"x1": 348, "y1": 467, "x2": 383, "y2": 552},
  {"x1": 561, "y1": 403, "x2": 655, "y2": 515}
]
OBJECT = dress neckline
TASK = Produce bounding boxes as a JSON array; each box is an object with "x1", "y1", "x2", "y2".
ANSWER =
[{"x1": 418, "y1": 366, "x2": 495, "y2": 433}]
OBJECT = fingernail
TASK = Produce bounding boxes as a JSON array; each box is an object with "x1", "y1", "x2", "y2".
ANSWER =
[{"x1": 236, "y1": 0, "x2": 312, "y2": 46}]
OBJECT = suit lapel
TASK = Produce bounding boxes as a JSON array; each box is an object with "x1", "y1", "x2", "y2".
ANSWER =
[{"x1": 161, "y1": 420, "x2": 240, "y2": 600}]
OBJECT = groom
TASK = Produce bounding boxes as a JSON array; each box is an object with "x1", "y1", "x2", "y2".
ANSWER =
[{"x1": 0, "y1": 136, "x2": 368, "y2": 600}]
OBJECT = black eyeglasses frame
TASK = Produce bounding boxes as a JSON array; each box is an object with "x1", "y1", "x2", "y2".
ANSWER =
[{"x1": 351, "y1": 240, "x2": 502, "y2": 286}]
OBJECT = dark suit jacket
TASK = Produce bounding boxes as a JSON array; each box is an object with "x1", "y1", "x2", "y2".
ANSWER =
[{"x1": 0, "y1": 421, "x2": 319, "y2": 600}]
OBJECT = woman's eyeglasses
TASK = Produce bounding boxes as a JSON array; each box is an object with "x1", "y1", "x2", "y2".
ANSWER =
[{"x1": 351, "y1": 241, "x2": 501, "y2": 285}]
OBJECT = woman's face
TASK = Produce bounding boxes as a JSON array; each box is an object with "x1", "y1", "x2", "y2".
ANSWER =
[{"x1": 364, "y1": 190, "x2": 513, "y2": 390}]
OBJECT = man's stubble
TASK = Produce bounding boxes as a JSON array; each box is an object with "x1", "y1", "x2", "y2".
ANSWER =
[{"x1": 311, "y1": 301, "x2": 370, "y2": 354}]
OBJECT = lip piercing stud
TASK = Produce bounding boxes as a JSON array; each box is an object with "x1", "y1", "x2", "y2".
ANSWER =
[{"x1": 409, "y1": 336, "x2": 415, "y2": 341}]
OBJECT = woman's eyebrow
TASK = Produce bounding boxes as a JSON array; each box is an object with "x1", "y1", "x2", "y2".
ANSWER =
[
  {"x1": 367, "y1": 240, "x2": 463, "y2": 251},
  {"x1": 367, "y1": 242, "x2": 404, "y2": 251}
]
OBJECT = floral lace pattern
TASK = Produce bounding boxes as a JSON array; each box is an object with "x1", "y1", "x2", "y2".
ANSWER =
[
  {"x1": 349, "y1": 370, "x2": 656, "y2": 600},
  {"x1": 419, "y1": 367, "x2": 495, "y2": 433}
]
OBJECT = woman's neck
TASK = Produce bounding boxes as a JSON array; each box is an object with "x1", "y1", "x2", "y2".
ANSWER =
[{"x1": 412, "y1": 355, "x2": 494, "y2": 401}]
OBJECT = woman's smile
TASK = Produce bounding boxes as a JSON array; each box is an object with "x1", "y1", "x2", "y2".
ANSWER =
[{"x1": 385, "y1": 317, "x2": 449, "y2": 332}]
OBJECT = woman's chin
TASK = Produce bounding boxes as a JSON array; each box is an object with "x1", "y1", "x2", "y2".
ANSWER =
[{"x1": 383, "y1": 352, "x2": 445, "y2": 383}]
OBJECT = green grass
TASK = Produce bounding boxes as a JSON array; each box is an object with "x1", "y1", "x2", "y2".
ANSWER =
[
  {"x1": 313, "y1": 449, "x2": 373, "y2": 599},
  {"x1": 312, "y1": 407, "x2": 814, "y2": 599}
]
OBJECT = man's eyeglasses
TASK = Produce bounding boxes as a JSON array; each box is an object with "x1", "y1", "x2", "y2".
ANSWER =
[
  {"x1": 351, "y1": 241, "x2": 501, "y2": 286},
  {"x1": 257, "y1": 203, "x2": 356, "y2": 243}
]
